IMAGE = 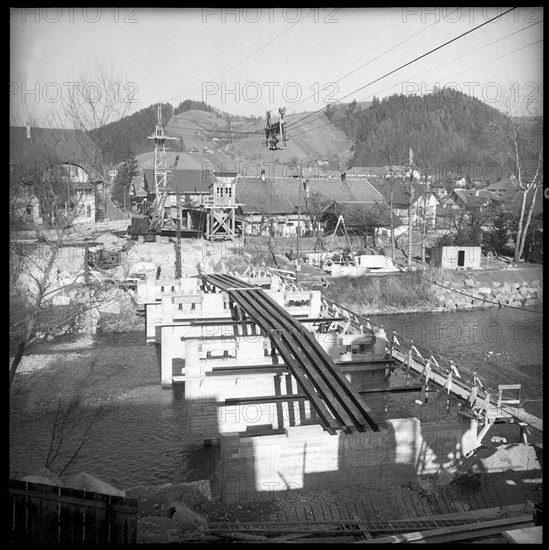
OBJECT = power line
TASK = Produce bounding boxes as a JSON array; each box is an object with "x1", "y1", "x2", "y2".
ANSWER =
[
  {"x1": 286, "y1": 7, "x2": 517, "y2": 131},
  {"x1": 158, "y1": 16, "x2": 541, "y2": 149},
  {"x1": 165, "y1": 9, "x2": 315, "y2": 102},
  {"x1": 280, "y1": 8, "x2": 461, "y2": 114},
  {"x1": 287, "y1": 37, "x2": 543, "y2": 141}
]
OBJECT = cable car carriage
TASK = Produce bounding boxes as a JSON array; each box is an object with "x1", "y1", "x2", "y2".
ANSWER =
[{"x1": 264, "y1": 107, "x2": 288, "y2": 150}]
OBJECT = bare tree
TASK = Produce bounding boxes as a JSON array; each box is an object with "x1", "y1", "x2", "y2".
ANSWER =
[
  {"x1": 9, "y1": 63, "x2": 137, "y2": 386},
  {"x1": 57, "y1": 59, "x2": 137, "y2": 131},
  {"x1": 304, "y1": 190, "x2": 331, "y2": 236},
  {"x1": 490, "y1": 83, "x2": 543, "y2": 262},
  {"x1": 43, "y1": 394, "x2": 115, "y2": 476}
]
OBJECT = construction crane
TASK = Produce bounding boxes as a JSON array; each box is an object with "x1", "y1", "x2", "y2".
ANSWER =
[
  {"x1": 147, "y1": 104, "x2": 177, "y2": 232},
  {"x1": 264, "y1": 107, "x2": 287, "y2": 150}
]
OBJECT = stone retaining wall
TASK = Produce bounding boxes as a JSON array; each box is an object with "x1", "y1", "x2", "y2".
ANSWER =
[{"x1": 433, "y1": 277, "x2": 542, "y2": 311}]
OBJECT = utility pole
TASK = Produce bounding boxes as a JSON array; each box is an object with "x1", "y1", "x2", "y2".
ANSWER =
[
  {"x1": 389, "y1": 170, "x2": 395, "y2": 262},
  {"x1": 408, "y1": 147, "x2": 414, "y2": 270},
  {"x1": 175, "y1": 192, "x2": 182, "y2": 279},
  {"x1": 421, "y1": 170, "x2": 428, "y2": 265},
  {"x1": 296, "y1": 164, "x2": 302, "y2": 285}
]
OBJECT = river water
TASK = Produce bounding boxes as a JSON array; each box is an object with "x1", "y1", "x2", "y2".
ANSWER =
[{"x1": 9, "y1": 305, "x2": 542, "y2": 490}]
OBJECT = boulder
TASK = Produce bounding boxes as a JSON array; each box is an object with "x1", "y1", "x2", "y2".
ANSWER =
[
  {"x1": 465, "y1": 278, "x2": 475, "y2": 287},
  {"x1": 477, "y1": 287, "x2": 492, "y2": 295},
  {"x1": 125, "y1": 480, "x2": 212, "y2": 519},
  {"x1": 492, "y1": 281, "x2": 501, "y2": 288},
  {"x1": 169, "y1": 501, "x2": 207, "y2": 529}
]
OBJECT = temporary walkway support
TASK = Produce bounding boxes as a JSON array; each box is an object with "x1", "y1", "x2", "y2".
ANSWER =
[{"x1": 258, "y1": 266, "x2": 543, "y2": 439}]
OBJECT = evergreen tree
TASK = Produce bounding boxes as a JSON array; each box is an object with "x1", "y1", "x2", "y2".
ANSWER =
[{"x1": 111, "y1": 150, "x2": 138, "y2": 210}]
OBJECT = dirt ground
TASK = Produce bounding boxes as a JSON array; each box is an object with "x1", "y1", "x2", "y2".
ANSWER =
[{"x1": 132, "y1": 439, "x2": 542, "y2": 542}]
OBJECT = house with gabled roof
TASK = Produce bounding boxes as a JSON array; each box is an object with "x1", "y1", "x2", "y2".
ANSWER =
[
  {"x1": 484, "y1": 178, "x2": 518, "y2": 197},
  {"x1": 141, "y1": 168, "x2": 214, "y2": 230},
  {"x1": 235, "y1": 174, "x2": 394, "y2": 238},
  {"x1": 369, "y1": 179, "x2": 439, "y2": 228},
  {"x1": 10, "y1": 124, "x2": 106, "y2": 226},
  {"x1": 451, "y1": 188, "x2": 497, "y2": 211}
]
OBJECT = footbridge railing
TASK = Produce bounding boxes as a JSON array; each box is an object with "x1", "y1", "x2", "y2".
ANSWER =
[{"x1": 240, "y1": 267, "x2": 542, "y2": 438}]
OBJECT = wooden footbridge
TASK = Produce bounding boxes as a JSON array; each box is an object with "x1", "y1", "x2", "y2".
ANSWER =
[
  {"x1": 201, "y1": 273, "x2": 380, "y2": 434},
  {"x1": 225, "y1": 267, "x2": 543, "y2": 445}
]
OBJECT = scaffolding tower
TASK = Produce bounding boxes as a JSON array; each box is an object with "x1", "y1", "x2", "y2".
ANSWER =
[{"x1": 147, "y1": 104, "x2": 177, "y2": 231}]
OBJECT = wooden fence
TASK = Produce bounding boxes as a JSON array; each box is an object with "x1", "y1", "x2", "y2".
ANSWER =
[{"x1": 9, "y1": 479, "x2": 137, "y2": 544}]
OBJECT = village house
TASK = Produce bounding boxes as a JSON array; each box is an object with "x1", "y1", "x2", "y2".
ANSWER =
[
  {"x1": 451, "y1": 188, "x2": 497, "y2": 212},
  {"x1": 236, "y1": 173, "x2": 309, "y2": 237},
  {"x1": 369, "y1": 178, "x2": 439, "y2": 229},
  {"x1": 484, "y1": 177, "x2": 518, "y2": 198},
  {"x1": 10, "y1": 124, "x2": 106, "y2": 226},
  {"x1": 141, "y1": 168, "x2": 214, "y2": 230}
]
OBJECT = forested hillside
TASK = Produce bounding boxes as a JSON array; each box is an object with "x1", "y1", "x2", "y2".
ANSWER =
[
  {"x1": 88, "y1": 100, "x2": 258, "y2": 166},
  {"x1": 325, "y1": 91, "x2": 512, "y2": 178},
  {"x1": 87, "y1": 103, "x2": 177, "y2": 166}
]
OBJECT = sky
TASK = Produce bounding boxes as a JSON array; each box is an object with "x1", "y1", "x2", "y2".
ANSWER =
[{"x1": 10, "y1": 7, "x2": 543, "y2": 127}]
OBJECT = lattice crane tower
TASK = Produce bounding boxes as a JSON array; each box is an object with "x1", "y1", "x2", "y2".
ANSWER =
[{"x1": 147, "y1": 104, "x2": 176, "y2": 229}]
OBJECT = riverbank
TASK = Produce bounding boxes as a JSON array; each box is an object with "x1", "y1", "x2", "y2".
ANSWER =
[{"x1": 323, "y1": 265, "x2": 542, "y2": 316}]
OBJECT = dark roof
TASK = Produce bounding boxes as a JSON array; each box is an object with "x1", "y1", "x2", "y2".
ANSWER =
[
  {"x1": 10, "y1": 126, "x2": 105, "y2": 181},
  {"x1": 236, "y1": 177, "x2": 304, "y2": 214},
  {"x1": 235, "y1": 176, "x2": 387, "y2": 215},
  {"x1": 323, "y1": 201, "x2": 394, "y2": 227},
  {"x1": 452, "y1": 188, "x2": 496, "y2": 208},
  {"x1": 369, "y1": 179, "x2": 426, "y2": 207},
  {"x1": 485, "y1": 178, "x2": 518, "y2": 192},
  {"x1": 143, "y1": 168, "x2": 213, "y2": 194}
]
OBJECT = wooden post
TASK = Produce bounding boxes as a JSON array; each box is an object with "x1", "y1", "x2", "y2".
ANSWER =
[
  {"x1": 518, "y1": 422, "x2": 529, "y2": 444},
  {"x1": 406, "y1": 342, "x2": 413, "y2": 386},
  {"x1": 424, "y1": 360, "x2": 431, "y2": 404}
]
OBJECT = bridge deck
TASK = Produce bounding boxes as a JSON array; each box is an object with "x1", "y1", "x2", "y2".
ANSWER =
[{"x1": 201, "y1": 274, "x2": 380, "y2": 434}]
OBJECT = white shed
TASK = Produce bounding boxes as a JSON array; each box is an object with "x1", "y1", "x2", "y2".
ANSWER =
[{"x1": 430, "y1": 245, "x2": 481, "y2": 270}]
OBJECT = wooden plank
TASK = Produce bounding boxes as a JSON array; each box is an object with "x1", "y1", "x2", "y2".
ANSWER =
[
  {"x1": 244, "y1": 288, "x2": 378, "y2": 432},
  {"x1": 357, "y1": 515, "x2": 533, "y2": 544},
  {"x1": 502, "y1": 525, "x2": 542, "y2": 544},
  {"x1": 266, "y1": 305, "x2": 369, "y2": 431},
  {"x1": 420, "y1": 521, "x2": 536, "y2": 544},
  {"x1": 233, "y1": 289, "x2": 353, "y2": 432},
  {"x1": 264, "y1": 289, "x2": 379, "y2": 431}
]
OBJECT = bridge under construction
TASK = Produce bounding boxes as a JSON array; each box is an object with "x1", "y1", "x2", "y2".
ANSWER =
[{"x1": 137, "y1": 267, "x2": 542, "y2": 504}]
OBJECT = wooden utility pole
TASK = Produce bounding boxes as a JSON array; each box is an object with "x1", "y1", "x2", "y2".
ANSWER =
[
  {"x1": 296, "y1": 165, "x2": 302, "y2": 285},
  {"x1": 421, "y1": 170, "x2": 428, "y2": 265},
  {"x1": 408, "y1": 147, "x2": 414, "y2": 270},
  {"x1": 389, "y1": 173, "x2": 395, "y2": 262},
  {"x1": 175, "y1": 192, "x2": 182, "y2": 279}
]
